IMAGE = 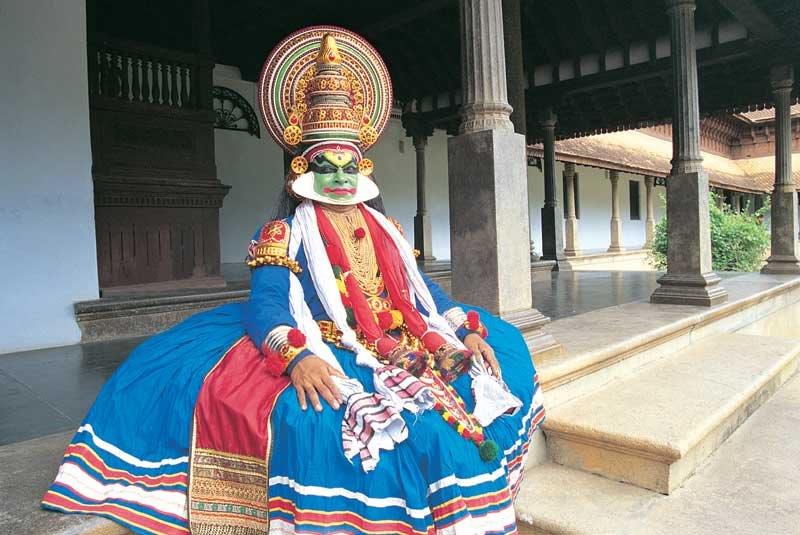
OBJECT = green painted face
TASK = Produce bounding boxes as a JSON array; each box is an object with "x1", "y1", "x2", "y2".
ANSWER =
[{"x1": 311, "y1": 151, "x2": 359, "y2": 202}]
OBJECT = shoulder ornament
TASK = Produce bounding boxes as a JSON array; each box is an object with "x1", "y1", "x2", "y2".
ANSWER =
[{"x1": 246, "y1": 220, "x2": 302, "y2": 273}]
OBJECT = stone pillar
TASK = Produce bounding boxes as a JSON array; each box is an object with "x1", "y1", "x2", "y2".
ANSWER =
[
  {"x1": 715, "y1": 188, "x2": 724, "y2": 209},
  {"x1": 608, "y1": 170, "x2": 625, "y2": 253},
  {"x1": 650, "y1": 0, "x2": 727, "y2": 306},
  {"x1": 732, "y1": 193, "x2": 741, "y2": 212},
  {"x1": 413, "y1": 133, "x2": 436, "y2": 262},
  {"x1": 644, "y1": 176, "x2": 656, "y2": 248},
  {"x1": 448, "y1": 0, "x2": 560, "y2": 356},
  {"x1": 564, "y1": 162, "x2": 581, "y2": 256},
  {"x1": 762, "y1": 65, "x2": 800, "y2": 274},
  {"x1": 502, "y1": 0, "x2": 526, "y2": 136},
  {"x1": 540, "y1": 109, "x2": 565, "y2": 261}
]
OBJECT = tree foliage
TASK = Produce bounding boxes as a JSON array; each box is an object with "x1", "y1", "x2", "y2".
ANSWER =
[{"x1": 649, "y1": 193, "x2": 770, "y2": 272}]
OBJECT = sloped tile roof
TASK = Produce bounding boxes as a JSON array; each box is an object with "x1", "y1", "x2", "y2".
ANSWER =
[{"x1": 529, "y1": 130, "x2": 800, "y2": 193}]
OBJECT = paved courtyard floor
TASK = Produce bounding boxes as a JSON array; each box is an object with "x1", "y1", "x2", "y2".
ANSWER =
[
  {"x1": 1, "y1": 270, "x2": 798, "y2": 535},
  {"x1": 0, "y1": 270, "x2": 736, "y2": 446}
]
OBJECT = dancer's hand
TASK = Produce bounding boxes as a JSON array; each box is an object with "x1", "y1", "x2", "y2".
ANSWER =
[
  {"x1": 290, "y1": 356, "x2": 345, "y2": 412},
  {"x1": 464, "y1": 334, "x2": 501, "y2": 378}
]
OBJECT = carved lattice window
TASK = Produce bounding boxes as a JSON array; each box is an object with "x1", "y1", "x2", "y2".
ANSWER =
[{"x1": 212, "y1": 86, "x2": 260, "y2": 138}]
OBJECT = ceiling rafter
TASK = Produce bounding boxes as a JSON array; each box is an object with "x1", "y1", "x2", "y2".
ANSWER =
[
  {"x1": 538, "y1": 1, "x2": 580, "y2": 60},
  {"x1": 601, "y1": 0, "x2": 633, "y2": 48},
  {"x1": 574, "y1": 0, "x2": 606, "y2": 53},
  {"x1": 521, "y1": 2, "x2": 561, "y2": 68},
  {"x1": 716, "y1": 0, "x2": 783, "y2": 42},
  {"x1": 359, "y1": 0, "x2": 455, "y2": 38}
]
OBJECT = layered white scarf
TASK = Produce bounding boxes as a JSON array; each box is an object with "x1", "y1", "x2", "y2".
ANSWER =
[{"x1": 287, "y1": 200, "x2": 520, "y2": 470}]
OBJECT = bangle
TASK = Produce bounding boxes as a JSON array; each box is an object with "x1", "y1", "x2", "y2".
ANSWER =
[
  {"x1": 456, "y1": 310, "x2": 488, "y2": 340},
  {"x1": 263, "y1": 328, "x2": 308, "y2": 376}
]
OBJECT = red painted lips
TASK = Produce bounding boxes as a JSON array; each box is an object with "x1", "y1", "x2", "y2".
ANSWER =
[{"x1": 323, "y1": 187, "x2": 356, "y2": 196}]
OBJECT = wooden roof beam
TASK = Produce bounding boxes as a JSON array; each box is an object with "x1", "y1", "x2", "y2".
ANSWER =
[
  {"x1": 360, "y1": 0, "x2": 455, "y2": 37},
  {"x1": 716, "y1": 0, "x2": 782, "y2": 42},
  {"x1": 575, "y1": 0, "x2": 605, "y2": 53},
  {"x1": 521, "y1": 4, "x2": 561, "y2": 68}
]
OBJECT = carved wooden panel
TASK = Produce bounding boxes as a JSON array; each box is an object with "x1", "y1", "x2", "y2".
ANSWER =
[
  {"x1": 89, "y1": 38, "x2": 229, "y2": 288},
  {"x1": 95, "y1": 206, "x2": 221, "y2": 287}
]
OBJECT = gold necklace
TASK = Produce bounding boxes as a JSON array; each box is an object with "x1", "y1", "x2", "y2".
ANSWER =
[{"x1": 323, "y1": 208, "x2": 385, "y2": 296}]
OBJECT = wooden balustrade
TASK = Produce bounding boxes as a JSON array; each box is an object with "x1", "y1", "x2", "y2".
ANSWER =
[{"x1": 88, "y1": 36, "x2": 211, "y2": 111}]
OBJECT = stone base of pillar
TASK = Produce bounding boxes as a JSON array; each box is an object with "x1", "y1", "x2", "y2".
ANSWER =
[
  {"x1": 448, "y1": 128, "x2": 533, "y2": 315},
  {"x1": 564, "y1": 218, "x2": 581, "y2": 257},
  {"x1": 502, "y1": 308, "x2": 563, "y2": 361},
  {"x1": 540, "y1": 205, "x2": 565, "y2": 261},
  {"x1": 414, "y1": 213, "x2": 436, "y2": 262},
  {"x1": 608, "y1": 219, "x2": 625, "y2": 253},
  {"x1": 650, "y1": 170, "x2": 728, "y2": 306},
  {"x1": 762, "y1": 189, "x2": 800, "y2": 274},
  {"x1": 650, "y1": 272, "x2": 728, "y2": 306},
  {"x1": 761, "y1": 255, "x2": 800, "y2": 274}
]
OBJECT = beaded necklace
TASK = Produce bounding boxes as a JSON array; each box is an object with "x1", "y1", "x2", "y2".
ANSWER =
[{"x1": 322, "y1": 207, "x2": 385, "y2": 296}]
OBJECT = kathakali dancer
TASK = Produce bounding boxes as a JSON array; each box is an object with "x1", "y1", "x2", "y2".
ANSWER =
[{"x1": 42, "y1": 26, "x2": 544, "y2": 535}]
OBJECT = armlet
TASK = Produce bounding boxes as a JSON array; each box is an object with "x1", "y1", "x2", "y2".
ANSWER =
[{"x1": 245, "y1": 220, "x2": 302, "y2": 274}]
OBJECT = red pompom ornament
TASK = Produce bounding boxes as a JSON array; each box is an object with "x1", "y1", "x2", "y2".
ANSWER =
[
  {"x1": 264, "y1": 351, "x2": 287, "y2": 376},
  {"x1": 466, "y1": 310, "x2": 481, "y2": 330},
  {"x1": 287, "y1": 328, "x2": 306, "y2": 348},
  {"x1": 354, "y1": 227, "x2": 366, "y2": 239},
  {"x1": 377, "y1": 311, "x2": 394, "y2": 330}
]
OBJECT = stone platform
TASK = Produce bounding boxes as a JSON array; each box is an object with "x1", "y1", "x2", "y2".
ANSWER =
[
  {"x1": 515, "y1": 272, "x2": 800, "y2": 533},
  {"x1": 546, "y1": 332, "x2": 800, "y2": 493},
  {"x1": 560, "y1": 248, "x2": 654, "y2": 272},
  {"x1": 517, "y1": 371, "x2": 800, "y2": 535}
]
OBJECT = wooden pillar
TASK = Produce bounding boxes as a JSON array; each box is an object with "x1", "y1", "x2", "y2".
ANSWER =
[
  {"x1": 644, "y1": 176, "x2": 656, "y2": 248},
  {"x1": 651, "y1": 0, "x2": 727, "y2": 306},
  {"x1": 403, "y1": 115, "x2": 437, "y2": 263},
  {"x1": 192, "y1": 0, "x2": 213, "y2": 112},
  {"x1": 540, "y1": 108, "x2": 565, "y2": 261},
  {"x1": 762, "y1": 65, "x2": 800, "y2": 274},
  {"x1": 413, "y1": 133, "x2": 436, "y2": 262},
  {"x1": 564, "y1": 162, "x2": 580, "y2": 256},
  {"x1": 732, "y1": 193, "x2": 741, "y2": 212},
  {"x1": 608, "y1": 170, "x2": 625, "y2": 253}
]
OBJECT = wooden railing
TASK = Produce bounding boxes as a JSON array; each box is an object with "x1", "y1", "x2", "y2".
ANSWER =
[{"x1": 88, "y1": 36, "x2": 212, "y2": 111}]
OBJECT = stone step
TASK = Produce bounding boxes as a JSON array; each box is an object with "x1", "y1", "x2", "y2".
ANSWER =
[
  {"x1": 517, "y1": 371, "x2": 800, "y2": 535},
  {"x1": 75, "y1": 287, "x2": 251, "y2": 342},
  {"x1": 542, "y1": 332, "x2": 800, "y2": 494},
  {"x1": 537, "y1": 273, "x2": 800, "y2": 408},
  {"x1": 515, "y1": 463, "x2": 658, "y2": 535}
]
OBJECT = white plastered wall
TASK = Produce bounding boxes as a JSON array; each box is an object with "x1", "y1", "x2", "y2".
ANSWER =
[
  {"x1": 214, "y1": 66, "x2": 285, "y2": 264},
  {"x1": 527, "y1": 163, "x2": 666, "y2": 254},
  {"x1": 0, "y1": 0, "x2": 99, "y2": 354}
]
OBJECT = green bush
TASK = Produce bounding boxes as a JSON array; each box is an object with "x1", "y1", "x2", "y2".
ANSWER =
[{"x1": 649, "y1": 193, "x2": 770, "y2": 272}]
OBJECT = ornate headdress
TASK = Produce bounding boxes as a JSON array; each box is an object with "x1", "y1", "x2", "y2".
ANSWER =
[{"x1": 258, "y1": 26, "x2": 393, "y2": 204}]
